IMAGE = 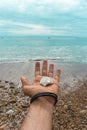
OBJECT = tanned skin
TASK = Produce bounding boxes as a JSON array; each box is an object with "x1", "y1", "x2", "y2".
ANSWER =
[{"x1": 20, "y1": 60, "x2": 61, "y2": 130}]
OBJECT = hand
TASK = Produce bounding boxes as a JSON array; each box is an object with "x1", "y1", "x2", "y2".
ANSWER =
[{"x1": 21, "y1": 60, "x2": 61, "y2": 105}]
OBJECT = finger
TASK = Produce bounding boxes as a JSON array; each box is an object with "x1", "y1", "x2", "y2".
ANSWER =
[
  {"x1": 35, "y1": 75, "x2": 42, "y2": 83},
  {"x1": 42, "y1": 60, "x2": 47, "y2": 76},
  {"x1": 35, "y1": 61, "x2": 40, "y2": 77},
  {"x1": 21, "y1": 76, "x2": 30, "y2": 86},
  {"x1": 54, "y1": 69, "x2": 61, "y2": 84},
  {"x1": 48, "y1": 64, "x2": 54, "y2": 77}
]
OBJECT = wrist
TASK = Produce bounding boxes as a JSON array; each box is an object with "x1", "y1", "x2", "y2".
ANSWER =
[
  {"x1": 30, "y1": 92, "x2": 58, "y2": 106},
  {"x1": 30, "y1": 96, "x2": 55, "y2": 110}
]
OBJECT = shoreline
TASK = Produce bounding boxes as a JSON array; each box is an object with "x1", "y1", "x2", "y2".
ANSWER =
[
  {"x1": 0, "y1": 60, "x2": 87, "y2": 94},
  {"x1": 0, "y1": 58, "x2": 87, "y2": 64}
]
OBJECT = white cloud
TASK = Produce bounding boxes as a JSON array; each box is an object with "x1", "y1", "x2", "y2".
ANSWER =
[
  {"x1": 0, "y1": 0, "x2": 80, "y2": 13},
  {"x1": 0, "y1": 19, "x2": 46, "y2": 29},
  {"x1": 51, "y1": 0, "x2": 80, "y2": 12},
  {"x1": 0, "y1": 19, "x2": 70, "y2": 36},
  {"x1": 0, "y1": 19, "x2": 72, "y2": 30},
  {"x1": 0, "y1": 0, "x2": 87, "y2": 36},
  {"x1": 0, "y1": 20, "x2": 6, "y2": 26},
  {"x1": 0, "y1": 23, "x2": 3, "y2": 26},
  {"x1": 73, "y1": 1, "x2": 87, "y2": 18},
  {"x1": 7, "y1": 28, "x2": 67, "y2": 36},
  {"x1": 58, "y1": 0, "x2": 79, "y2": 6}
]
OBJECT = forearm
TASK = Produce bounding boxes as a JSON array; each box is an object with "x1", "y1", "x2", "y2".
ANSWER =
[{"x1": 20, "y1": 98, "x2": 54, "y2": 130}]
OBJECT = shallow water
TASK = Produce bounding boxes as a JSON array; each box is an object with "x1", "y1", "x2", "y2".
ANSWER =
[{"x1": 0, "y1": 37, "x2": 87, "y2": 63}]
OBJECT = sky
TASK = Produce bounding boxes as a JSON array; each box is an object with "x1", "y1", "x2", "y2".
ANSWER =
[{"x1": 0, "y1": 0, "x2": 87, "y2": 37}]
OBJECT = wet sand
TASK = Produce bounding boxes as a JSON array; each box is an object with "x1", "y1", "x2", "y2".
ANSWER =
[{"x1": 0, "y1": 60, "x2": 87, "y2": 130}]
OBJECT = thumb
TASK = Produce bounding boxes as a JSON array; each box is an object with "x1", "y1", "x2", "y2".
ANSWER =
[{"x1": 21, "y1": 76, "x2": 29, "y2": 86}]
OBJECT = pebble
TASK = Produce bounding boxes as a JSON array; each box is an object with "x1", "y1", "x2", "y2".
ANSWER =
[
  {"x1": 0, "y1": 110, "x2": 3, "y2": 113},
  {"x1": 4, "y1": 83, "x2": 10, "y2": 89},
  {"x1": 21, "y1": 112, "x2": 25, "y2": 116},
  {"x1": 9, "y1": 98, "x2": 17, "y2": 103},
  {"x1": 0, "y1": 83, "x2": 4, "y2": 88},
  {"x1": 6, "y1": 109, "x2": 14, "y2": 115},
  {"x1": 0, "y1": 125, "x2": 5, "y2": 130},
  {"x1": 0, "y1": 79, "x2": 87, "y2": 130},
  {"x1": 40, "y1": 76, "x2": 53, "y2": 86},
  {"x1": 64, "y1": 105, "x2": 68, "y2": 109},
  {"x1": 80, "y1": 110, "x2": 87, "y2": 114},
  {"x1": 21, "y1": 104, "x2": 28, "y2": 108},
  {"x1": 5, "y1": 80, "x2": 9, "y2": 83},
  {"x1": 9, "y1": 82, "x2": 15, "y2": 88},
  {"x1": 85, "y1": 105, "x2": 87, "y2": 109}
]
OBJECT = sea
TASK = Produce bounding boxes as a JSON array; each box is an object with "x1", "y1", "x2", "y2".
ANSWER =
[{"x1": 0, "y1": 36, "x2": 87, "y2": 63}]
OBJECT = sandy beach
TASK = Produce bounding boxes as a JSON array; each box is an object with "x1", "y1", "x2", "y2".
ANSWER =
[{"x1": 0, "y1": 60, "x2": 87, "y2": 130}]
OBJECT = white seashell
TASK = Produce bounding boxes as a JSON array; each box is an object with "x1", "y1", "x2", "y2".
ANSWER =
[{"x1": 40, "y1": 76, "x2": 53, "y2": 86}]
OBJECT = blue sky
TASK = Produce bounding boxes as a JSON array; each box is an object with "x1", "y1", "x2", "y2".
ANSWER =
[{"x1": 0, "y1": 0, "x2": 87, "y2": 37}]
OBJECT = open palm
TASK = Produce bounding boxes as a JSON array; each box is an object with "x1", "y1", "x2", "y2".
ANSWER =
[{"x1": 21, "y1": 60, "x2": 61, "y2": 98}]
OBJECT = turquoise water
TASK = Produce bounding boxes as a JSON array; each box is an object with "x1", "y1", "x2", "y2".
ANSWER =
[{"x1": 0, "y1": 37, "x2": 87, "y2": 63}]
